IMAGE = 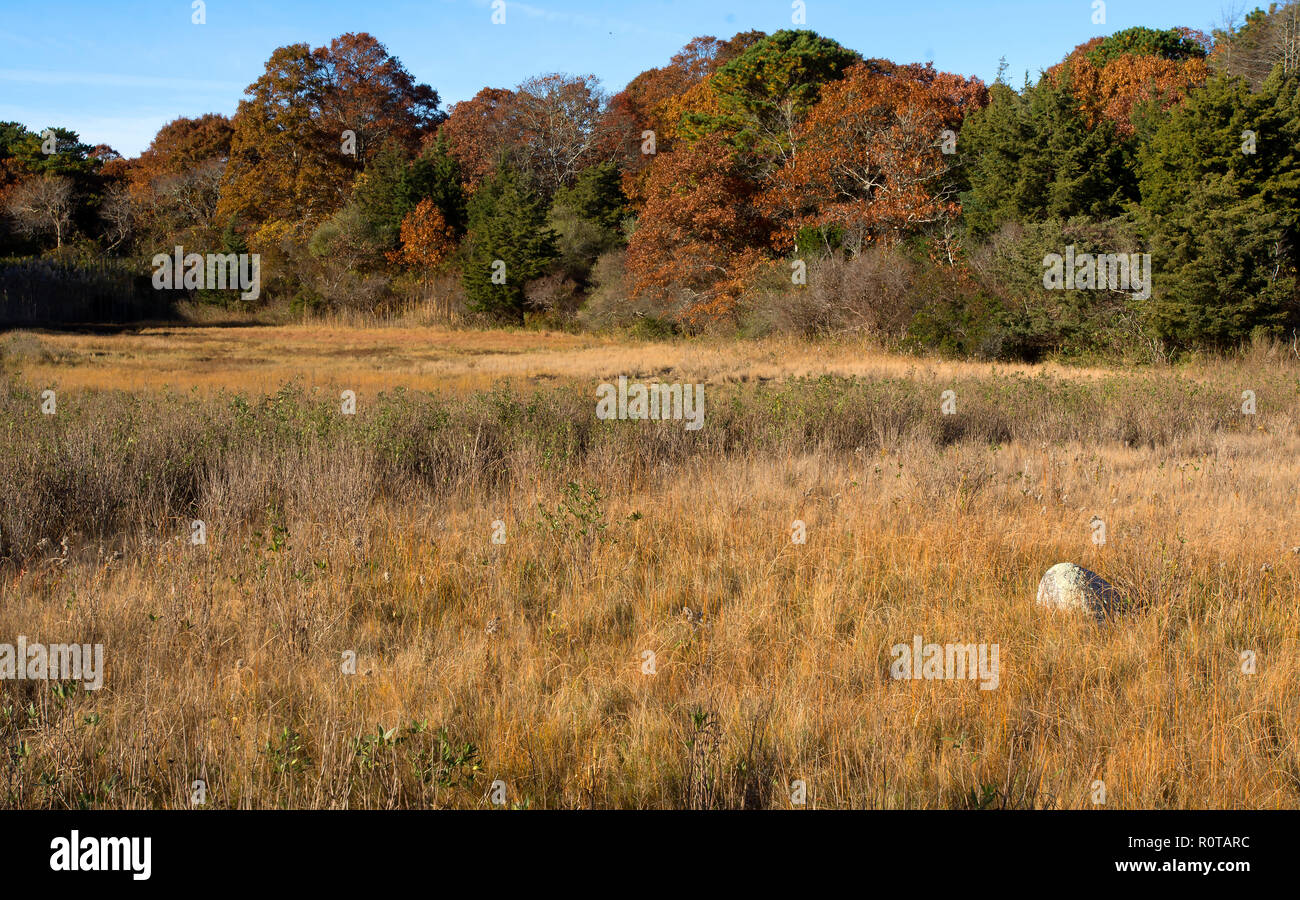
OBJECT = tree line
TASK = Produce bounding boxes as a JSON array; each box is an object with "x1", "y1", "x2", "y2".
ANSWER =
[{"x1": 2, "y1": 5, "x2": 1299, "y2": 359}]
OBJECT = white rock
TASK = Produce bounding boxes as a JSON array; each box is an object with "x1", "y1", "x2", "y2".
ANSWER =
[{"x1": 1036, "y1": 563, "x2": 1122, "y2": 619}]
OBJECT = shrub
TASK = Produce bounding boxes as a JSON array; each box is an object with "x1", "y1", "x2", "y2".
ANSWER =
[{"x1": 742, "y1": 246, "x2": 919, "y2": 339}]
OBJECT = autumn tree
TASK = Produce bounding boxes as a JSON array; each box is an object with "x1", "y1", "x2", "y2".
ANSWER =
[
  {"x1": 437, "y1": 87, "x2": 519, "y2": 192},
  {"x1": 765, "y1": 63, "x2": 987, "y2": 254},
  {"x1": 603, "y1": 32, "x2": 766, "y2": 201},
  {"x1": 217, "y1": 43, "x2": 345, "y2": 231},
  {"x1": 129, "y1": 114, "x2": 233, "y2": 199},
  {"x1": 218, "y1": 34, "x2": 441, "y2": 235},
  {"x1": 625, "y1": 133, "x2": 772, "y2": 323},
  {"x1": 1043, "y1": 27, "x2": 1210, "y2": 137},
  {"x1": 438, "y1": 75, "x2": 610, "y2": 201},
  {"x1": 607, "y1": 37, "x2": 720, "y2": 140},
  {"x1": 678, "y1": 30, "x2": 861, "y2": 172},
  {"x1": 311, "y1": 135, "x2": 466, "y2": 274},
  {"x1": 613, "y1": 31, "x2": 767, "y2": 136},
  {"x1": 73, "y1": 115, "x2": 231, "y2": 253},
  {"x1": 390, "y1": 198, "x2": 455, "y2": 269},
  {"x1": 312, "y1": 32, "x2": 441, "y2": 162},
  {"x1": 89, "y1": 145, "x2": 128, "y2": 183}
]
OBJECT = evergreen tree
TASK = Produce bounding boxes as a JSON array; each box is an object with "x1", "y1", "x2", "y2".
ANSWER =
[
  {"x1": 549, "y1": 161, "x2": 628, "y2": 282},
  {"x1": 680, "y1": 29, "x2": 861, "y2": 171},
  {"x1": 404, "y1": 135, "x2": 468, "y2": 235},
  {"x1": 351, "y1": 140, "x2": 413, "y2": 249},
  {"x1": 463, "y1": 164, "x2": 558, "y2": 322},
  {"x1": 553, "y1": 161, "x2": 627, "y2": 235},
  {"x1": 960, "y1": 75, "x2": 1136, "y2": 239},
  {"x1": 1137, "y1": 69, "x2": 1300, "y2": 345},
  {"x1": 957, "y1": 83, "x2": 1034, "y2": 237},
  {"x1": 1030, "y1": 76, "x2": 1136, "y2": 220},
  {"x1": 311, "y1": 136, "x2": 470, "y2": 271},
  {"x1": 1080, "y1": 26, "x2": 1207, "y2": 67}
]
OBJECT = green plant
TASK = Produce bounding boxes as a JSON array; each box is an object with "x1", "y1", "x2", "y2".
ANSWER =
[
  {"x1": 265, "y1": 727, "x2": 309, "y2": 775},
  {"x1": 537, "y1": 480, "x2": 609, "y2": 543}
]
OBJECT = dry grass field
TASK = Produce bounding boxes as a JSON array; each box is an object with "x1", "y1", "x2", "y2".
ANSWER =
[
  {"x1": 0, "y1": 324, "x2": 1297, "y2": 809},
  {"x1": 7, "y1": 322, "x2": 1122, "y2": 394}
]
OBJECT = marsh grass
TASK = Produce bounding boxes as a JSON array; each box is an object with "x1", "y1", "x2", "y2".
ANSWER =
[{"x1": 0, "y1": 340, "x2": 1297, "y2": 808}]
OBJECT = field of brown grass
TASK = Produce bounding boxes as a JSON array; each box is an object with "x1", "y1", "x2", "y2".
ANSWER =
[
  {"x1": 7, "y1": 323, "x2": 1121, "y2": 395},
  {"x1": 0, "y1": 325, "x2": 1297, "y2": 809}
]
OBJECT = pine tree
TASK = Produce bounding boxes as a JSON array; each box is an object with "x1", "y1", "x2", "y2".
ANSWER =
[
  {"x1": 960, "y1": 76, "x2": 1135, "y2": 238},
  {"x1": 351, "y1": 141, "x2": 413, "y2": 249},
  {"x1": 462, "y1": 164, "x2": 558, "y2": 322},
  {"x1": 680, "y1": 29, "x2": 861, "y2": 171},
  {"x1": 1137, "y1": 69, "x2": 1300, "y2": 345},
  {"x1": 404, "y1": 136, "x2": 467, "y2": 235}
]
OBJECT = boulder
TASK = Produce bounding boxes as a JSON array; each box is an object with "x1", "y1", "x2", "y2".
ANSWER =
[{"x1": 1036, "y1": 563, "x2": 1122, "y2": 620}]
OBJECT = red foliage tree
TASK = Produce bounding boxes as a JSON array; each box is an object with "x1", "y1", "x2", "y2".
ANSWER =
[
  {"x1": 128, "y1": 114, "x2": 233, "y2": 200},
  {"x1": 437, "y1": 75, "x2": 608, "y2": 199},
  {"x1": 436, "y1": 87, "x2": 518, "y2": 192},
  {"x1": 603, "y1": 32, "x2": 766, "y2": 205},
  {"x1": 764, "y1": 63, "x2": 987, "y2": 253},
  {"x1": 624, "y1": 133, "x2": 772, "y2": 323}
]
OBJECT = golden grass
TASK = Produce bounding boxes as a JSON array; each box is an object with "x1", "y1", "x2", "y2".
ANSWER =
[
  {"x1": 0, "y1": 325, "x2": 1296, "y2": 809},
  {"x1": 9, "y1": 323, "x2": 1129, "y2": 396}
]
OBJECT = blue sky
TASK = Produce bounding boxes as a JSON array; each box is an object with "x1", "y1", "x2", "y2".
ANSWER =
[{"x1": 0, "y1": 0, "x2": 1242, "y2": 156}]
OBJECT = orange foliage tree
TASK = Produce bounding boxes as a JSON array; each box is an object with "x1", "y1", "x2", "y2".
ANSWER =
[
  {"x1": 127, "y1": 114, "x2": 233, "y2": 201},
  {"x1": 603, "y1": 33, "x2": 765, "y2": 203},
  {"x1": 218, "y1": 33, "x2": 440, "y2": 235},
  {"x1": 624, "y1": 133, "x2": 772, "y2": 323},
  {"x1": 1046, "y1": 28, "x2": 1210, "y2": 135},
  {"x1": 764, "y1": 63, "x2": 987, "y2": 254},
  {"x1": 389, "y1": 198, "x2": 455, "y2": 268}
]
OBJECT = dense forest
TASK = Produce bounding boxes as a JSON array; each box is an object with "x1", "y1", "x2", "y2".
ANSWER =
[{"x1": 2, "y1": 4, "x2": 1299, "y2": 361}]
